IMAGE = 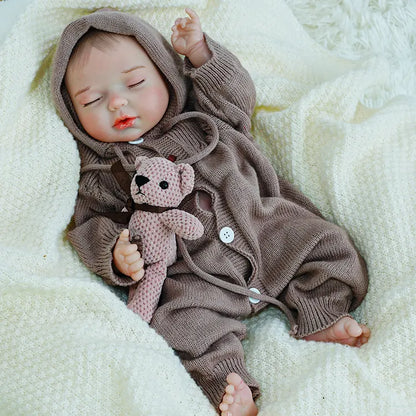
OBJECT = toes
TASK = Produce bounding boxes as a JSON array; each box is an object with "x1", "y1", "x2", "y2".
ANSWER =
[
  {"x1": 226, "y1": 372, "x2": 243, "y2": 389},
  {"x1": 222, "y1": 393, "x2": 234, "y2": 405},
  {"x1": 221, "y1": 373, "x2": 257, "y2": 416},
  {"x1": 356, "y1": 328, "x2": 371, "y2": 347},
  {"x1": 225, "y1": 384, "x2": 235, "y2": 395},
  {"x1": 331, "y1": 317, "x2": 361, "y2": 341},
  {"x1": 219, "y1": 398, "x2": 232, "y2": 416},
  {"x1": 360, "y1": 324, "x2": 371, "y2": 338},
  {"x1": 303, "y1": 318, "x2": 371, "y2": 347},
  {"x1": 340, "y1": 320, "x2": 372, "y2": 347},
  {"x1": 344, "y1": 318, "x2": 363, "y2": 338},
  {"x1": 220, "y1": 376, "x2": 238, "y2": 415}
]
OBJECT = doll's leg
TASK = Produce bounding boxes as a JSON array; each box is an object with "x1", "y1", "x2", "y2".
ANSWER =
[
  {"x1": 128, "y1": 261, "x2": 166, "y2": 323},
  {"x1": 276, "y1": 219, "x2": 371, "y2": 345},
  {"x1": 151, "y1": 273, "x2": 259, "y2": 412}
]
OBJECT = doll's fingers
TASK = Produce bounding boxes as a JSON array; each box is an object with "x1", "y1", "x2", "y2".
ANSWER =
[
  {"x1": 124, "y1": 251, "x2": 141, "y2": 265},
  {"x1": 136, "y1": 258, "x2": 144, "y2": 270},
  {"x1": 131, "y1": 268, "x2": 145, "y2": 282},
  {"x1": 121, "y1": 243, "x2": 138, "y2": 256},
  {"x1": 118, "y1": 229, "x2": 130, "y2": 241},
  {"x1": 174, "y1": 17, "x2": 188, "y2": 29},
  {"x1": 185, "y1": 8, "x2": 199, "y2": 22},
  {"x1": 129, "y1": 258, "x2": 144, "y2": 273}
]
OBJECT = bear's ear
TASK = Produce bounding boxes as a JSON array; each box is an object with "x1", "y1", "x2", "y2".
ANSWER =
[
  {"x1": 177, "y1": 163, "x2": 195, "y2": 196},
  {"x1": 134, "y1": 156, "x2": 148, "y2": 171}
]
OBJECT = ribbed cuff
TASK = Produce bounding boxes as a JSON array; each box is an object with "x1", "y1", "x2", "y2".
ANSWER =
[
  {"x1": 200, "y1": 358, "x2": 260, "y2": 409},
  {"x1": 96, "y1": 222, "x2": 135, "y2": 287},
  {"x1": 183, "y1": 34, "x2": 238, "y2": 95},
  {"x1": 70, "y1": 217, "x2": 137, "y2": 288},
  {"x1": 294, "y1": 296, "x2": 352, "y2": 338}
]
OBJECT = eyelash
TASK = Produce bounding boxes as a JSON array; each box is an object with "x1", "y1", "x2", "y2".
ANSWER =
[
  {"x1": 83, "y1": 98, "x2": 101, "y2": 107},
  {"x1": 128, "y1": 79, "x2": 145, "y2": 88},
  {"x1": 82, "y1": 80, "x2": 145, "y2": 107}
]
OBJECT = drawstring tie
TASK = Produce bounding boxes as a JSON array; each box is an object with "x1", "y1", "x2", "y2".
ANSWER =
[
  {"x1": 176, "y1": 237, "x2": 299, "y2": 336},
  {"x1": 161, "y1": 111, "x2": 220, "y2": 165}
]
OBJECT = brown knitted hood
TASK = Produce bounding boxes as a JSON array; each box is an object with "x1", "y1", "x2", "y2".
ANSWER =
[{"x1": 51, "y1": 9, "x2": 189, "y2": 157}]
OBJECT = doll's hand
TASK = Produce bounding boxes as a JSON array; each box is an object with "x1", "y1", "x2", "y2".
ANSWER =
[
  {"x1": 113, "y1": 229, "x2": 145, "y2": 281},
  {"x1": 171, "y1": 8, "x2": 212, "y2": 67}
]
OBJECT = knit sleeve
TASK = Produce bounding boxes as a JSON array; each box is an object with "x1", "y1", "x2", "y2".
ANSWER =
[
  {"x1": 183, "y1": 34, "x2": 256, "y2": 136},
  {"x1": 67, "y1": 168, "x2": 137, "y2": 287}
]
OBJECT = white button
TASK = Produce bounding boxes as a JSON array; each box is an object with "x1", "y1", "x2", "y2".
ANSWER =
[
  {"x1": 219, "y1": 227, "x2": 234, "y2": 244},
  {"x1": 248, "y1": 288, "x2": 261, "y2": 304},
  {"x1": 129, "y1": 138, "x2": 144, "y2": 144}
]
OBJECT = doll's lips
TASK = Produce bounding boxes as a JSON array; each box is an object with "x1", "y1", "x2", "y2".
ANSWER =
[{"x1": 113, "y1": 116, "x2": 137, "y2": 130}]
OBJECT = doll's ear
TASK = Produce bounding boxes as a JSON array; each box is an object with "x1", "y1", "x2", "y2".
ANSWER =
[
  {"x1": 177, "y1": 163, "x2": 195, "y2": 196},
  {"x1": 134, "y1": 156, "x2": 148, "y2": 171}
]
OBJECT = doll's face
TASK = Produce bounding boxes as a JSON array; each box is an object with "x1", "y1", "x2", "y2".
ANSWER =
[{"x1": 65, "y1": 35, "x2": 170, "y2": 143}]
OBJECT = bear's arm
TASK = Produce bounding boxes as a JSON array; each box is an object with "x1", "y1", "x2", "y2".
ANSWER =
[{"x1": 160, "y1": 210, "x2": 204, "y2": 240}]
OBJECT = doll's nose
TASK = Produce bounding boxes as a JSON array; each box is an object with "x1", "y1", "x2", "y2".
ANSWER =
[{"x1": 108, "y1": 94, "x2": 128, "y2": 111}]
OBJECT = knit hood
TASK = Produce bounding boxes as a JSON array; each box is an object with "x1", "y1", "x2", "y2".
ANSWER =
[{"x1": 51, "y1": 9, "x2": 189, "y2": 158}]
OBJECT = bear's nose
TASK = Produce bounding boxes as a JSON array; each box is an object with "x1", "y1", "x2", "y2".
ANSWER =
[{"x1": 135, "y1": 175, "x2": 150, "y2": 188}]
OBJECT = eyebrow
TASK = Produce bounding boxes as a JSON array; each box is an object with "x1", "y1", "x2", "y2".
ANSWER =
[
  {"x1": 122, "y1": 65, "x2": 145, "y2": 73},
  {"x1": 74, "y1": 86, "x2": 90, "y2": 98}
]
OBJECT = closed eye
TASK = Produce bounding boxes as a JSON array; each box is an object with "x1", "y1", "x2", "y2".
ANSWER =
[
  {"x1": 128, "y1": 79, "x2": 145, "y2": 88},
  {"x1": 83, "y1": 97, "x2": 102, "y2": 107}
]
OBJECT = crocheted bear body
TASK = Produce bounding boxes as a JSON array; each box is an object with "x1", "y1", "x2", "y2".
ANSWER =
[{"x1": 127, "y1": 156, "x2": 204, "y2": 322}]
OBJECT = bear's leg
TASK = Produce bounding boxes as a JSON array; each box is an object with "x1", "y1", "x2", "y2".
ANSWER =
[{"x1": 127, "y1": 261, "x2": 167, "y2": 323}]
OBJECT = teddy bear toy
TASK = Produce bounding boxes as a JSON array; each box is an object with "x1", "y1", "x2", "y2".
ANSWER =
[{"x1": 126, "y1": 156, "x2": 204, "y2": 323}]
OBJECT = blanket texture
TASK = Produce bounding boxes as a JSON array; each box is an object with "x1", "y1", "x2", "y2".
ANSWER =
[{"x1": 1, "y1": 0, "x2": 415, "y2": 415}]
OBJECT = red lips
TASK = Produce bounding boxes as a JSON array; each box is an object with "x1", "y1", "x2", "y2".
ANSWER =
[{"x1": 113, "y1": 116, "x2": 136, "y2": 130}]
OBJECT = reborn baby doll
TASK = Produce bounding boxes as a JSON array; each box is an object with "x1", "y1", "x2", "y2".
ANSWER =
[{"x1": 51, "y1": 8, "x2": 371, "y2": 416}]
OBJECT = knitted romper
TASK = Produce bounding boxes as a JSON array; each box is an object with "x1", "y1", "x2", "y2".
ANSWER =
[{"x1": 51, "y1": 9, "x2": 368, "y2": 409}]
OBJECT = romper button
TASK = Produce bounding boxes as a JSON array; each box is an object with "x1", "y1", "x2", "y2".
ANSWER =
[
  {"x1": 219, "y1": 227, "x2": 234, "y2": 244},
  {"x1": 128, "y1": 138, "x2": 144, "y2": 145},
  {"x1": 248, "y1": 288, "x2": 261, "y2": 304}
]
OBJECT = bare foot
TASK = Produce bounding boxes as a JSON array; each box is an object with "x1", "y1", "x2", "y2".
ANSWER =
[
  {"x1": 303, "y1": 316, "x2": 371, "y2": 347},
  {"x1": 219, "y1": 373, "x2": 258, "y2": 416}
]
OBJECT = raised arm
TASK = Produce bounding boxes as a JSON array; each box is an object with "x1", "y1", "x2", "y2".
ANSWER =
[
  {"x1": 171, "y1": 9, "x2": 256, "y2": 133},
  {"x1": 171, "y1": 8, "x2": 212, "y2": 68}
]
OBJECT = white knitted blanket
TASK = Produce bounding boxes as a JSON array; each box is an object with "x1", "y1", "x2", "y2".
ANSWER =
[{"x1": 1, "y1": 0, "x2": 415, "y2": 415}]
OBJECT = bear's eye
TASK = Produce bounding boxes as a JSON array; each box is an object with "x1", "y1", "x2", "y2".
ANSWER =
[{"x1": 159, "y1": 180, "x2": 169, "y2": 190}]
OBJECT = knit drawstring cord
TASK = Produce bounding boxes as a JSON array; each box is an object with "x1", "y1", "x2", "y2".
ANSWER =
[
  {"x1": 177, "y1": 237, "x2": 299, "y2": 336},
  {"x1": 161, "y1": 111, "x2": 220, "y2": 165}
]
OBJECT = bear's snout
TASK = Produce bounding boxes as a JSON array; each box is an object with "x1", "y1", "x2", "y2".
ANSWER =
[
  {"x1": 135, "y1": 175, "x2": 150, "y2": 188},
  {"x1": 134, "y1": 175, "x2": 150, "y2": 195}
]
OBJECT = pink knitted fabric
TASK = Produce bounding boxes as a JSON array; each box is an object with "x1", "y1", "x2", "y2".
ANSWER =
[{"x1": 127, "y1": 157, "x2": 204, "y2": 322}]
